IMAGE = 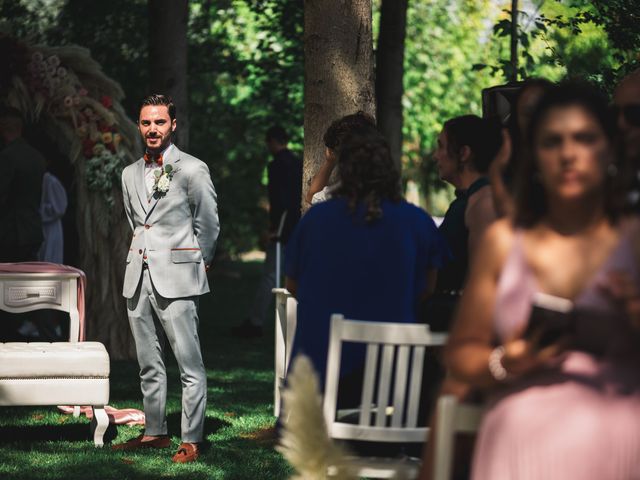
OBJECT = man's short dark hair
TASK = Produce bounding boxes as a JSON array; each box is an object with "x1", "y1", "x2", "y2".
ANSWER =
[
  {"x1": 140, "y1": 94, "x2": 176, "y2": 120},
  {"x1": 443, "y1": 114, "x2": 502, "y2": 174},
  {"x1": 266, "y1": 125, "x2": 289, "y2": 144}
]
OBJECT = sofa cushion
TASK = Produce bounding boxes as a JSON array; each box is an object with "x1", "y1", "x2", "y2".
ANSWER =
[{"x1": 0, "y1": 342, "x2": 109, "y2": 378}]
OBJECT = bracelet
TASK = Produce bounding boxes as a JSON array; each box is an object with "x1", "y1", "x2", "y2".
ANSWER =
[{"x1": 488, "y1": 346, "x2": 510, "y2": 381}]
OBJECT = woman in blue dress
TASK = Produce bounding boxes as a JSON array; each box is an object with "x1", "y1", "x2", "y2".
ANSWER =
[{"x1": 285, "y1": 125, "x2": 450, "y2": 399}]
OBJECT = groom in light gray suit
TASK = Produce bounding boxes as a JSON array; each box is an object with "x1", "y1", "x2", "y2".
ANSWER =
[{"x1": 113, "y1": 94, "x2": 219, "y2": 463}]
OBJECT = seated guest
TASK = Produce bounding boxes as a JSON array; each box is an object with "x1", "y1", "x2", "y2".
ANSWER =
[
  {"x1": 446, "y1": 82, "x2": 640, "y2": 479},
  {"x1": 285, "y1": 125, "x2": 449, "y2": 397},
  {"x1": 305, "y1": 111, "x2": 376, "y2": 205},
  {"x1": 421, "y1": 115, "x2": 502, "y2": 332},
  {"x1": 419, "y1": 82, "x2": 554, "y2": 480}
]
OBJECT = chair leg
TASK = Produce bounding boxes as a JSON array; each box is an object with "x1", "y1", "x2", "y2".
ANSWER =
[
  {"x1": 91, "y1": 406, "x2": 109, "y2": 447},
  {"x1": 432, "y1": 395, "x2": 457, "y2": 480}
]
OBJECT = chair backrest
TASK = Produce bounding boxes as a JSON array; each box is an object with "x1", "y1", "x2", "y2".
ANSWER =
[
  {"x1": 323, "y1": 314, "x2": 448, "y2": 443},
  {"x1": 432, "y1": 395, "x2": 483, "y2": 480},
  {"x1": 273, "y1": 288, "x2": 298, "y2": 416}
]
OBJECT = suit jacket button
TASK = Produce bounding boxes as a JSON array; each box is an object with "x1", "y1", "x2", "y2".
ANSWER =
[
  {"x1": 144, "y1": 224, "x2": 150, "y2": 229},
  {"x1": 138, "y1": 249, "x2": 143, "y2": 254}
]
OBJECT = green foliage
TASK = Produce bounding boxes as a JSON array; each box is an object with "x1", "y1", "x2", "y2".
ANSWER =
[
  {"x1": 0, "y1": 0, "x2": 61, "y2": 43},
  {"x1": 474, "y1": 1, "x2": 640, "y2": 92},
  {"x1": 85, "y1": 151, "x2": 127, "y2": 208},
  {"x1": 399, "y1": 0, "x2": 502, "y2": 214},
  {"x1": 188, "y1": 0, "x2": 303, "y2": 256}
]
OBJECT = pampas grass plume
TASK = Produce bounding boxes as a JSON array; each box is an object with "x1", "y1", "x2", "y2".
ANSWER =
[{"x1": 277, "y1": 355, "x2": 356, "y2": 480}]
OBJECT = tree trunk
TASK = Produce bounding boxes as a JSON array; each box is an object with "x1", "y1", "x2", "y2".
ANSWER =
[
  {"x1": 510, "y1": 0, "x2": 518, "y2": 82},
  {"x1": 375, "y1": 0, "x2": 407, "y2": 170},
  {"x1": 148, "y1": 0, "x2": 189, "y2": 149},
  {"x1": 303, "y1": 0, "x2": 376, "y2": 209}
]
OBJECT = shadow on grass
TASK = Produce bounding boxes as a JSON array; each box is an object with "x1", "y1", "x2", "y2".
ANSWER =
[
  {"x1": 0, "y1": 414, "x2": 229, "y2": 447},
  {"x1": 0, "y1": 422, "x2": 118, "y2": 445},
  {"x1": 165, "y1": 412, "x2": 230, "y2": 440}
]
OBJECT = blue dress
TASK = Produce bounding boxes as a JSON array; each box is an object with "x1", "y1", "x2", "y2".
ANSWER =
[{"x1": 285, "y1": 198, "x2": 450, "y2": 391}]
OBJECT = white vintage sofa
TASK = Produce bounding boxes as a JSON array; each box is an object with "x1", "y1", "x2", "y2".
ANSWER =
[{"x1": 0, "y1": 270, "x2": 110, "y2": 446}]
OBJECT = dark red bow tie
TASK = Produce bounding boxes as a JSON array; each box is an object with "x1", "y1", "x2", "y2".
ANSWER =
[{"x1": 144, "y1": 152, "x2": 163, "y2": 166}]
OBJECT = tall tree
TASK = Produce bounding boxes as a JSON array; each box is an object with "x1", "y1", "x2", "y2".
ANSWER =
[
  {"x1": 148, "y1": 0, "x2": 189, "y2": 148},
  {"x1": 375, "y1": 0, "x2": 408, "y2": 170},
  {"x1": 303, "y1": 0, "x2": 375, "y2": 207}
]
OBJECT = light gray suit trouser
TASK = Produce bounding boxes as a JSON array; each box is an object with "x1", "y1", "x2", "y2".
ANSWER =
[{"x1": 127, "y1": 268, "x2": 206, "y2": 443}]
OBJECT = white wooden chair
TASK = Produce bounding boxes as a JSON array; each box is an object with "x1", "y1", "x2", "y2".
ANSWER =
[
  {"x1": 323, "y1": 314, "x2": 448, "y2": 479},
  {"x1": 272, "y1": 287, "x2": 297, "y2": 416},
  {"x1": 432, "y1": 395, "x2": 483, "y2": 480}
]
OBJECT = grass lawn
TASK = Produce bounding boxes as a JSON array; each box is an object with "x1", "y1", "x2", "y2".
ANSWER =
[{"x1": 0, "y1": 260, "x2": 292, "y2": 480}]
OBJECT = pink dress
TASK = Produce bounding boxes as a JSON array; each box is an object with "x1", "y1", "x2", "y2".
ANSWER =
[{"x1": 472, "y1": 225, "x2": 640, "y2": 480}]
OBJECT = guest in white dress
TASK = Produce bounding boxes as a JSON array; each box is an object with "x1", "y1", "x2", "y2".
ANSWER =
[{"x1": 38, "y1": 172, "x2": 67, "y2": 264}]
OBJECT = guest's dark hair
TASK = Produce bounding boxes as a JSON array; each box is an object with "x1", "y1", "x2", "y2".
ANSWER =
[
  {"x1": 140, "y1": 94, "x2": 176, "y2": 120},
  {"x1": 443, "y1": 114, "x2": 502, "y2": 174},
  {"x1": 508, "y1": 78, "x2": 554, "y2": 141},
  {"x1": 323, "y1": 111, "x2": 376, "y2": 152},
  {"x1": 502, "y1": 78, "x2": 554, "y2": 188},
  {"x1": 266, "y1": 125, "x2": 288, "y2": 144},
  {"x1": 333, "y1": 126, "x2": 402, "y2": 223},
  {"x1": 514, "y1": 81, "x2": 619, "y2": 226},
  {"x1": 0, "y1": 105, "x2": 24, "y2": 134}
]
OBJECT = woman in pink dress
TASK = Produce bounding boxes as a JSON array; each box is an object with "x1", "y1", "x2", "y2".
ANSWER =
[{"x1": 445, "y1": 82, "x2": 640, "y2": 479}]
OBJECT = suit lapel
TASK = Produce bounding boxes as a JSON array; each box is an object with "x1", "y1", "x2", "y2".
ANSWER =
[
  {"x1": 145, "y1": 145, "x2": 181, "y2": 221},
  {"x1": 134, "y1": 159, "x2": 148, "y2": 214}
]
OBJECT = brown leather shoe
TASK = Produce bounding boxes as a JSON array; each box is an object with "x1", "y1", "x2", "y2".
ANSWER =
[
  {"x1": 112, "y1": 434, "x2": 171, "y2": 451},
  {"x1": 171, "y1": 442, "x2": 199, "y2": 463}
]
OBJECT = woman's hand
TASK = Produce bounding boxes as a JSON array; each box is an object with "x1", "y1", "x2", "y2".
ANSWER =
[{"x1": 500, "y1": 334, "x2": 567, "y2": 378}]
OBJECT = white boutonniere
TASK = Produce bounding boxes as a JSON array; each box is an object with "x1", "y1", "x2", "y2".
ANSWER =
[{"x1": 152, "y1": 164, "x2": 177, "y2": 197}]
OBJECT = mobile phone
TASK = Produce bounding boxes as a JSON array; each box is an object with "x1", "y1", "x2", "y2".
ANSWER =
[{"x1": 524, "y1": 292, "x2": 575, "y2": 348}]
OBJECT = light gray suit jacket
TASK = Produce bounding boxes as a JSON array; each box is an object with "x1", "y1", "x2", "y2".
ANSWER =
[{"x1": 121, "y1": 145, "x2": 220, "y2": 299}]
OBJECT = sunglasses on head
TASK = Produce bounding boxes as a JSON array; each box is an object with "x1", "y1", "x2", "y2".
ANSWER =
[{"x1": 612, "y1": 104, "x2": 640, "y2": 127}]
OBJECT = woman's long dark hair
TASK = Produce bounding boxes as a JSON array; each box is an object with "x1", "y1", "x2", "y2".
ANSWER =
[
  {"x1": 332, "y1": 126, "x2": 402, "y2": 223},
  {"x1": 514, "y1": 81, "x2": 620, "y2": 227}
]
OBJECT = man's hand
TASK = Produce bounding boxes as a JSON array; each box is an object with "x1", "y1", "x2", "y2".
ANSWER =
[
  {"x1": 305, "y1": 147, "x2": 338, "y2": 204},
  {"x1": 324, "y1": 147, "x2": 338, "y2": 166},
  {"x1": 259, "y1": 230, "x2": 275, "y2": 250}
]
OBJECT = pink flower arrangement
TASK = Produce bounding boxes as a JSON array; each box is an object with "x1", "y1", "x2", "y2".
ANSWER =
[{"x1": 27, "y1": 50, "x2": 125, "y2": 162}]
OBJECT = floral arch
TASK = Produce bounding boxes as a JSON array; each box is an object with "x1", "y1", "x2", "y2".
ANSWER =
[{"x1": 2, "y1": 34, "x2": 139, "y2": 359}]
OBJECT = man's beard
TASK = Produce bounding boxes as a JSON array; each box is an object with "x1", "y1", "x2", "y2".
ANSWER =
[{"x1": 144, "y1": 135, "x2": 170, "y2": 153}]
